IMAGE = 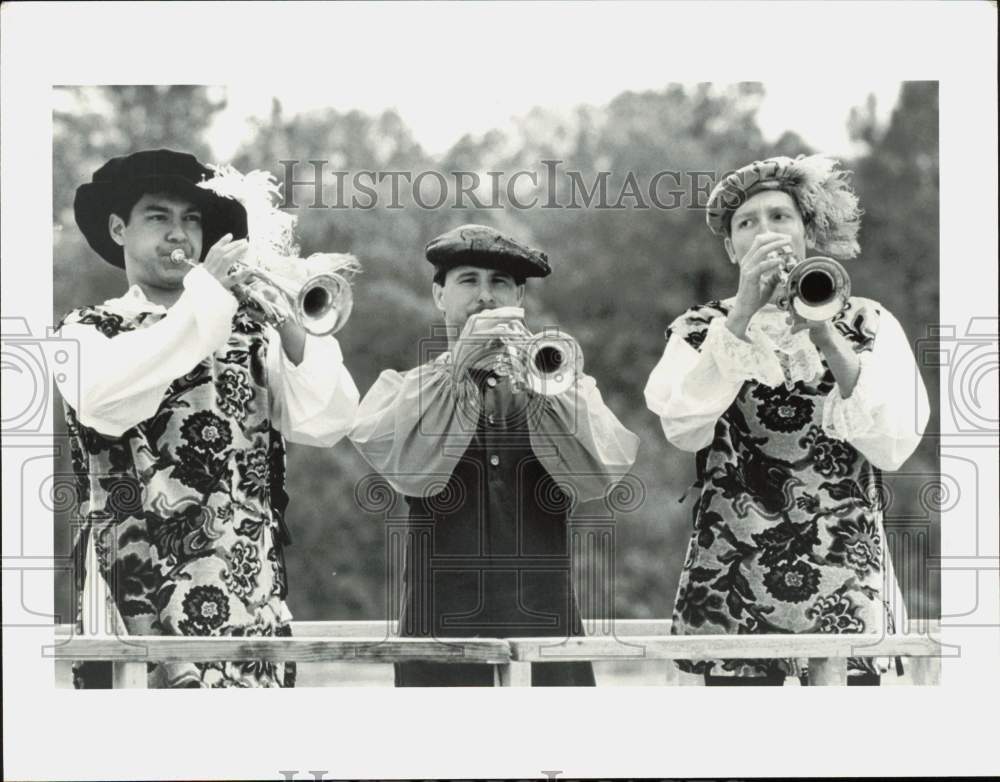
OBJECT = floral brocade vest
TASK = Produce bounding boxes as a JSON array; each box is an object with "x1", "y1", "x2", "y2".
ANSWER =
[
  {"x1": 60, "y1": 304, "x2": 294, "y2": 688},
  {"x1": 667, "y1": 299, "x2": 902, "y2": 678}
]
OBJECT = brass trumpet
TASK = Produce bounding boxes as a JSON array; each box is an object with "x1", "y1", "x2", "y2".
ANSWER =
[
  {"x1": 523, "y1": 329, "x2": 584, "y2": 396},
  {"x1": 774, "y1": 253, "x2": 851, "y2": 321},
  {"x1": 170, "y1": 249, "x2": 354, "y2": 335},
  {"x1": 452, "y1": 320, "x2": 584, "y2": 397}
]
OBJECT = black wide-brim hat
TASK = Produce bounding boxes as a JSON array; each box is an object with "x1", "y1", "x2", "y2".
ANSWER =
[
  {"x1": 73, "y1": 149, "x2": 249, "y2": 268},
  {"x1": 425, "y1": 224, "x2": 551, "y2": 280}
]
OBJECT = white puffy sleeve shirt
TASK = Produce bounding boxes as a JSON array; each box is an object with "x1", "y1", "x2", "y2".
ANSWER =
[
  {"x1": 55, "y1": 266, "x2": 359, "y2": 445},
  {"x1": 644, "y1": 298, "x2": 929, "y2": 471},
  {"x1": 349, "y1": 353, "x2": 640, "y2": 502}
]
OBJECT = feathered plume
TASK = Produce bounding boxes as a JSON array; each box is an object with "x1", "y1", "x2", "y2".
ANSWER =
[
  {"x1": 198, "y1": 164, "x2": 360, "y2": 280},
  {"x1": 779, "y1": 154, "x2": 863, "y2": 259}
]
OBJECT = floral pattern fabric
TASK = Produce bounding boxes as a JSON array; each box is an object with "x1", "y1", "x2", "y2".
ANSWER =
[
  {"x1": 665, "y1": 298, "x2": 902, "y2": 679},
  {"x1": 61, "y1": 303, "x2": 295, "y2": 688}
]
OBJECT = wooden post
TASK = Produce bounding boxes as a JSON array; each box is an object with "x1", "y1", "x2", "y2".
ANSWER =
[
  {"x1": 495, "y1": 662, "x2": 532, "y2": 686},
  {"x1": 664, "y1": 661, "x2": 678, "y2": 685},
  {"x1": 676, "y1": 670, "x2": 705, "y2": 686},
  {"x1": 907, "y1": 655, "x2": 939, "y2": 685},
  {"x1": 808, "y1": 657, "x2": 847, "y2": 685},
  {"x1": 112, "y1": 662, "x2": 147, "y2": 689},
  {"x1": 55, "y1": 660, "x2": 75, "y2": 689}
]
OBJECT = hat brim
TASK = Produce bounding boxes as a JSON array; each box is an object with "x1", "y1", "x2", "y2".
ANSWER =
[
  {"x1": 706, "y1": 159, "x2": 791, "y2": 236},
  {"x1": 429, "y1": 250, "x2": 549, "y2": 281},
  {"x1": 74, "y1": 174, "x2": 248, "y2": 268},
  {"x1": 425, "y1": 225, "x2": 551, "y2": 280}
]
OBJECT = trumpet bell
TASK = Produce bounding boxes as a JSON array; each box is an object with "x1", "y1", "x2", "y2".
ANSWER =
[
  {"x1": 779, "y1": 256, "x2": 851, "y2": 321},
  {"x1": 525, "y1": 330, "x2": 584, "y2": 396},
  {"x1": 296, "y1": 273, "x2": 353, "y2": 335}
]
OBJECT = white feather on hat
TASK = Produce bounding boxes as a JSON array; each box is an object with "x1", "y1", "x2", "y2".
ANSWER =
[{"x1": 198, "y1": 164, "x2": 360, "y2": 281}]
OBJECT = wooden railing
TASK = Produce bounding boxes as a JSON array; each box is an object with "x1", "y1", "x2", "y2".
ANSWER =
[{"x1": 52, "y1": 619, "x2": 942, "y2": 687}]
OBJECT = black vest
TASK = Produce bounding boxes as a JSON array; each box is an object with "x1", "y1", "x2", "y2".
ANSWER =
[{"x1": 396, "y1": 369, "x2": 594, "y2": 686}]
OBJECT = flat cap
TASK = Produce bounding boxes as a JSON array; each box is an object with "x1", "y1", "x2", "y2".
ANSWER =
[{"x1": 425, "y1": 224, "x2": 551, "y2": 280}]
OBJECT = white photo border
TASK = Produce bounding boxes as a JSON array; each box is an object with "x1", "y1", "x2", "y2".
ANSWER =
[{"x1": 2, "y1": 2, "x2": 997, "y2": 779}]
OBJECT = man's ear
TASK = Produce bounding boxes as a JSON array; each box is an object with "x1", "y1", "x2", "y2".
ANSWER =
[
  {"x1": 724, "y1": 237, "x2": 738, "y2": 265},
  {"x1": 514, "y1": 282, "x2": 525, "y2": 307},
  {"x1": 109, "y1": 213, "x2": 126, "y2": 247},
  {"x1": 432, "y1": 281, "x2": 446, "y2": 313}
]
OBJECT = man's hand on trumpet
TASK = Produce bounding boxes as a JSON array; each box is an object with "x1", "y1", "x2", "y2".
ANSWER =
[
  {"x1": 451, "y1": 307, "x2": 583, "y2": 396},
  {"x1": 237, "y1": 282, "x2": 293, "y2": 326},
  {"x1": 172, "y1": 234, "x2": 309, "y2": 363},
  {"x1": 247, "y1": 285, "x2": 307, "y2": 363},
  {"x1": 461, "y1": 306, "x2": 531, "y2": 340},
  {"x1": 724, "y1": 232, "x2": 796, "y2": 340},
  {"x1": 230, "y1": 273, "x2": 308, "y2": 365},
  {"x1": 454, "y1": 306, "x2": 530, "y2": 369},
  {"x1": 196, "y1": 233, "x2": 255, "y2": 293},
  {"x1": 785, "y1": 307, "x2": 837, "y2": 345}
]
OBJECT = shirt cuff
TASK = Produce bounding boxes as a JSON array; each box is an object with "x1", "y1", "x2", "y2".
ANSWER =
[
  {"x1": 703, "y1": 317, "x2": 784, "y2": 387},
  {"x1": 183, "y1": 265, "x2": 239, "y2": 333},
  {"x1": 277, "y1": 332, "x2": 344, "y2": 376},
  {"x1": 270, "y1": 332, "x2": 348, "y2": 415},
  {"x1": 822, "y1": 351, "x2": 877, "y2": 440}
]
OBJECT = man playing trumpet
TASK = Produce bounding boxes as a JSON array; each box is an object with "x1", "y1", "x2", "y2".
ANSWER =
[
  {"x1": 644, "y1": 154, "x2": 929, "y2": 685},
  {"x1": 350, "y1": 224, "x2": 639, "y2": 686},
  {"x1": 57, "y1": 149, "x2": 359, "y2": 687}
]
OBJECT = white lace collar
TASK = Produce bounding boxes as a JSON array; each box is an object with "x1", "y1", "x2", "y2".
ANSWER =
[{"x1": 722, "y1": 297, "x2": 826, "y2": 387}]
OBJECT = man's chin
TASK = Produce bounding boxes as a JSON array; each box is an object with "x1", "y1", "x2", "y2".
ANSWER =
[
  {"x1": 159, "y1": 255, "x2": 194, "y2": 273},
  {"x1": 154, "y1": 264, "x2": 190, "y2": 287}
]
